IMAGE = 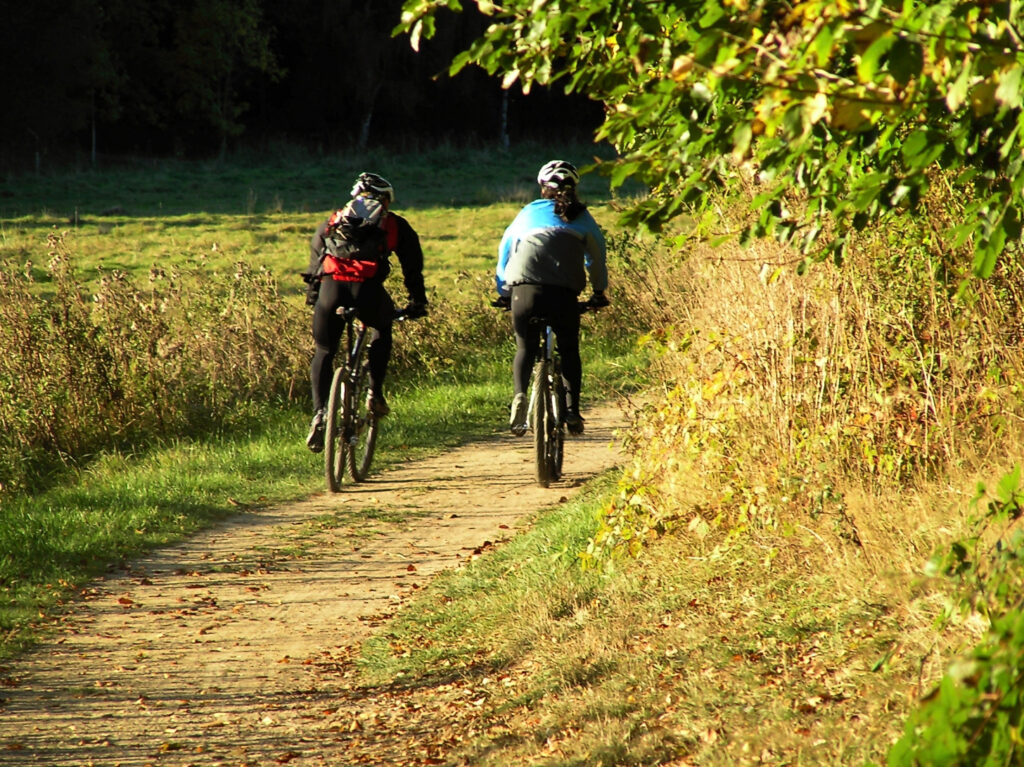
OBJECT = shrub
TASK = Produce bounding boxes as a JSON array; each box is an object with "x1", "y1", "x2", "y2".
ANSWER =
[{"x1": 0, "y1": 231, "x2": 307, "y2": 495}]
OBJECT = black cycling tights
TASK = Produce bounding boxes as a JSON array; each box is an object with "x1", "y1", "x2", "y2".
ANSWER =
[
  {"x1": 510, "y1": 283, "x2": 582, "y2": 411},
  {"x1": 310, "y1": 278, "x2": 395, "y2": 412}
]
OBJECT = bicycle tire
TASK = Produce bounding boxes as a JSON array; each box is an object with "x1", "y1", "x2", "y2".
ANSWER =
[
  {"x1": 347, "y1": 363, "x2": 379, "y2": 482},
  {"x1": 550, "y1": 359, "x2": 566, "y2": 481},
  {"x1": 531, "y1": 362, "x2": 553, "y2": 487},
  {"x1": 324, "y1": 366, "x2": 348, "y2": 493}
]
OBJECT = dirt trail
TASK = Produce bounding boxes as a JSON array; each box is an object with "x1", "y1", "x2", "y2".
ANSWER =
[{"x1": 0, "y1": 405, "x2": 626, "y2": 766}]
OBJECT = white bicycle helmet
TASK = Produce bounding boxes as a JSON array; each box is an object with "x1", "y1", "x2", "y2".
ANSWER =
[
  {"x1": 537, "y1": 160, "x2": 580, "y2": 190},
  {"x1": 350, "y1": 172, "x2": 394, "y2": 203}
]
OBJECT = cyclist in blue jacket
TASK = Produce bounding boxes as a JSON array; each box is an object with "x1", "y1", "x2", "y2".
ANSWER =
[{"x1": 495, "y1": 160, "x2": 609, "y2": 436}]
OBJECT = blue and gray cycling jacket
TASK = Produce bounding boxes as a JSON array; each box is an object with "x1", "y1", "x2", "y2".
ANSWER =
[{"x1": 495, "y1": 199, "x2": 608, "y2": 297}]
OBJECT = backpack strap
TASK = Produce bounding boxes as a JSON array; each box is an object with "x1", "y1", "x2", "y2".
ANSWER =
[{"x1": 384, "y1": 214, "x2": 399, "y2": 252}]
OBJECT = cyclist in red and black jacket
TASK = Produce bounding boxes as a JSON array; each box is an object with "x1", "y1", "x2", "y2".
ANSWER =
[{"x1": 302, "y1": 172, "x2": 428, "y2": 453}]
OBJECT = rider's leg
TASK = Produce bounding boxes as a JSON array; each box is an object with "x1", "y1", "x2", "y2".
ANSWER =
[
  {"x1": 308, "y1": 279, "x2": 347, "y2": 450},
  {"x1": 310, "y1": 279, "x2": 347, "y2": 411},
  {"x1": 545, "y1": 288, "x2": 584, "y2": 433},
  {"x1": 509, "y1": 284, "x2": 543, "y2": 434},
  {"x1": 355, "y1": 283, "x2": 394, "y2": 414},
  {"x1": 538, "y1": 288, "x2": 582, "y2": 411},
  {"x1": 510, "y1": 284, "x2": 542, "y2": 394},
  {"x1": 554, "y1": 318, "x2": 582, "y2": 411}
]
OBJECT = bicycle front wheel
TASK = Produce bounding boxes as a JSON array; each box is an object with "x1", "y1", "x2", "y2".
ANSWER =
[
  {"x1": 324, "y1": 366, "x2": 349, "y2": 493},
  {"x1": 347, "y1": 364, "x2": 379, "y2": 482},
  {"x1": 531, "y1": 362, "x2": 553, "y2": 487}
]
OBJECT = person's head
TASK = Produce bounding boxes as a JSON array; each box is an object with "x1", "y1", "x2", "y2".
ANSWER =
[
  {"x1": 536, "y1": 160, "x2": 584, "y2": 220},
  {"x1": 350, "y1": 172, "x2": 394, "y2": 208}
]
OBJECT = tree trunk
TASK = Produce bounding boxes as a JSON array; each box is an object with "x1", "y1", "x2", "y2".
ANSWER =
[
  {"x1": 91, "y1": 94, "x2": 97, "y2": 167},
  {"x1": 356, "y1": 81, "x2": 383, "y2": 153},
  {"x1": 499, "y1": 89, "x2": 510, "y2": 150}
]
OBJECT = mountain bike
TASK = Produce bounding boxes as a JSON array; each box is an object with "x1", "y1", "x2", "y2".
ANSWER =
[
  {"x1": 323, "y1": 306, "x2": 406, "y2": 492},
  {"x1": 496, "y1": 298, "x2": 601, "y2": 488}
]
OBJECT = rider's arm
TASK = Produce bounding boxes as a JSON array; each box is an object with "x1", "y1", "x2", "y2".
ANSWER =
[
  {"x1": 390, "y1": 214, "x2": 428, "y2": 305},
  {"x1": 496, "y1": 227, "x2": 514, "y2": 297},
  {"x1": 305, "y1": 219, "x2": 330, "y2": 277},
  {"x1": 579, "y1": 211, "x2": 609, "y2": 293}
]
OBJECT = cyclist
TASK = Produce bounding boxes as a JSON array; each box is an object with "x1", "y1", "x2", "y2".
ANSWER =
[
  {"x1": 302, "y1": 172, "x2": 428, "y2": 453},
  {"x1": 495, "y1": 160, "x2": 609, "y2": 436}
]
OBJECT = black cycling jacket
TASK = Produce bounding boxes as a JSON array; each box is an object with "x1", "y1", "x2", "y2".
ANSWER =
[{"x1": 308, "y1": 211, "x2": 427, "y2": 305}]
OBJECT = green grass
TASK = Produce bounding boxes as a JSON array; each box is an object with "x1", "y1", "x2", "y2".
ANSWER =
[
  {"x1": 0, "y1": 140, "x2": 630, "y2": 219},
  {"x1": 360, "y1": 473, "x2": 618, "y2": 681}
]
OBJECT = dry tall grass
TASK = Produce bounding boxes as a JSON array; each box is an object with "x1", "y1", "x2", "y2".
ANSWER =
[
  {"x1": 0, "y1": 229, "x2": 516, "y2": 497},
  {"x1": 0, "y1": 231, "x2": 310, "y2": 495},
  {"x1": 576, "y1": 195, "x2": 1024, "y2": 761}
]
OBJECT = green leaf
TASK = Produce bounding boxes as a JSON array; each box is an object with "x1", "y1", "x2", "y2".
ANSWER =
[
  {"x1": 699, "y1": 3, "x2": 725, "y2": 28},
  {"x1": 732, "y1": 122, "x2": 752, "y2": 161},
  {"x1": 901, "y1": 129, "x2": 944, "y2": 168},
  {"x1": 995, "y1": 465, "x2": 1021, "y2": 506},
  {"x1": 857, "y1": 32, "x2": 896, "y2": 83},
  {"x1": 812, "y1": 25, "x2": 835, "y2": 67},
  {"x1": 996, "y1": 65, "x2": 1024, "y2": 110},
  {"x1": 947, "y1": 66, "x2": 971, "y2": 112},
  {"x1": 888, "y1": 38, "x2": 923, "y2": 86},
  {"x1": 973, "y1": 225, "x2": 1007, "y2": 277}
]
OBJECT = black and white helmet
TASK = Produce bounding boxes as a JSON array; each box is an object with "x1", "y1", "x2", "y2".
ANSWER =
[
  {"x1": 327, "y1": 196, "x2": 385, "y2": 236},
  {"x1": 350, "y1": 172, "x2": 394, "y2": 203},
  {"x1": 537, "y1": 160, "x2": 580, "y2": 190}
]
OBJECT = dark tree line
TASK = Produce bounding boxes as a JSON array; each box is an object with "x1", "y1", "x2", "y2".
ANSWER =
[{"x1": 0, "y1": 0, "x2": 602, "y2": 171}]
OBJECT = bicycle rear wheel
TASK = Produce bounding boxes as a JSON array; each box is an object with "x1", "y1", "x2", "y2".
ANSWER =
[
  {"x1": 531, "y1": 362, "x2": 553, "y2": 487},
  {"x1": 347, "y1": 363, "x2": 379, "y2": 482},
  {"x1": 550, "y1": 360, "x2": 566, "y2": 481},
  {"x1": 324, "y1": 366, "x2": 349, "y2": 492}
]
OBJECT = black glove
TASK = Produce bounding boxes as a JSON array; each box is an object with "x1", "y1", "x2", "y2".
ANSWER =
[
  {"x1": 491, "y1": 295, "x2": 511, "y2": 310},
  {"x1": 589, "y1": 290, "x2": 610, "y2": 308},
  {"x1": 304, "y1": 278, "x2": 321, "y2": 307},
  {"x1": 402, "y1": 301, "x2": 428, "y2": 320}
]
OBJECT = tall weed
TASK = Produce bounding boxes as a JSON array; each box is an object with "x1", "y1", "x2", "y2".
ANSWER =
[
  {"x1": 0, "y1": 231, "x2": 307, "y2": 495},
  {"x1": 588, "y1": 193, "x2": 1024, "y2": 564},
  {"x1": 583, "y1": 180, "x2": 1024, "y2": 763}
]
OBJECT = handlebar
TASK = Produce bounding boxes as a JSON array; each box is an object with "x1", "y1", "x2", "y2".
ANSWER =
[
  {"x1": 334, "y1": 306, "x2": 416, "y2": 321},
  {"x1": 576, "y1": 299, "x2": 606, "y2": 314},
  {"x1": 490, "y1": 296, "x2": 607, "y2": 314}
]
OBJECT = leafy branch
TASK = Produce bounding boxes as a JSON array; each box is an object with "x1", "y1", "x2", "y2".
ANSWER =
[{"x1": 398, "y1": 0, "x2": 1024, "y2": 277}]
